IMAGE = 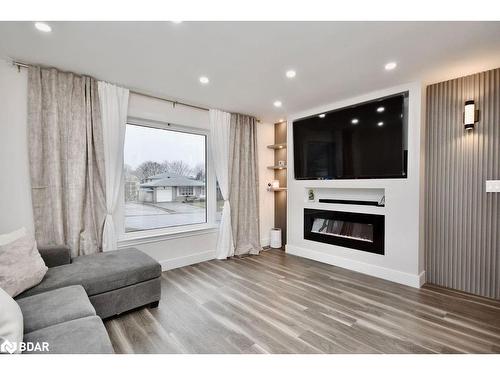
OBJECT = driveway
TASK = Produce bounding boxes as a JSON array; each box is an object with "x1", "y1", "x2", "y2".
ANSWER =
[
  {"x1": 153, "y1": 202, "x2": 204, "y2": 214},
  {"x1": 125, "y1": 201, "x2": 206, "y2": 231}
]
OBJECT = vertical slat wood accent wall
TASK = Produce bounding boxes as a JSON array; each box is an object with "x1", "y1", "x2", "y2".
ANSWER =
[{"x1": 425, "y1": 68, "x2": 500, "y2": 299}]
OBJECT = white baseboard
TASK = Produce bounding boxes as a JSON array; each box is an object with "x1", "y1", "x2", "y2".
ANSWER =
[
  {"x1": 159, "y1": 250, "x2": 215, "y2": 271},
  {"x1": 286, "y1": 244, "x2": 424, "y2": 288},
  {"x1": 260, "y1": 237, "x2": 270, "y2": 247},
  {"x1": 418, "y1": 270, "x2": 426, "y2": 287}
]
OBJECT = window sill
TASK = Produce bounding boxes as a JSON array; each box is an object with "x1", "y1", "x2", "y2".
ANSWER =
[{"x1": 118, "y1": 224, "x2": 219, "y2": 248}]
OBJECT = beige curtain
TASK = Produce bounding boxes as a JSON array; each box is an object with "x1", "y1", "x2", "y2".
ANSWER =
[
  {"x1": 229, "y1": 113, "x2": 262, "y2": 256},
  {"x1": 28, "y1": 67, "x2": 106, "y2": 257}
]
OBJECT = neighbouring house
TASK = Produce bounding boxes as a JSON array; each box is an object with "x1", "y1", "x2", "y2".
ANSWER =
[
  {"x1": 125, "y1": 175, "x2": 140, "y2": 202},
  {"x1": 139, "y1": 172, "x2": 206, "y2": 203}
]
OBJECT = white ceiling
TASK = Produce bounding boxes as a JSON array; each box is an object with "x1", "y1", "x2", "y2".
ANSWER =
[{"x1": 1, "y1": 21, "x2": 500, "y2": 122}]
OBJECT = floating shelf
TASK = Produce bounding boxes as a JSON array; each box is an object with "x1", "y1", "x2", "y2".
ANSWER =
[
  {"x1": 267, "y1": 165, "x2": 287, "y2": 170},
  {"x1": 267, "y1": 143, "x2": 287, "y2": 150}
]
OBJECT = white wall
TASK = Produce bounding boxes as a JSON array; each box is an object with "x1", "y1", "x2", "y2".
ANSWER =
[
  {"x1": 286, "y1": 82, "x2": 426, "y2": 288},
  {"x1": 0, "y1": 68, "x2": 274, "y2": 269},
  {"x1": 0, "y1": 60, "x2": 34, "y2": 234}
]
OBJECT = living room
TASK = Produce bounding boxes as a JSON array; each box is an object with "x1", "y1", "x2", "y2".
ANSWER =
[{"x1": 1, "y1": 1, "x2": 500, "y2": 374}]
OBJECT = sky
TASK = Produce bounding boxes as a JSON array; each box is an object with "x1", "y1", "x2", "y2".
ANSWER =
[{"x1": 124, "y1": 124, "x2": 206, "y2": 169}]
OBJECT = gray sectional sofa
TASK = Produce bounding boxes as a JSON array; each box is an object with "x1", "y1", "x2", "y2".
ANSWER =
[
  {"x1": 14, "y1": 246, "x2": 162, "y2": 354},
  {"x1": 16, "y1": 285, "x2": 114, "y2": 354}
]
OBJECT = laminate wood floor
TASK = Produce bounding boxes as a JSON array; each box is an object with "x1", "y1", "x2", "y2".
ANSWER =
[{"x1": 104, "y1": 249, "x2": 500, "y2": 354}]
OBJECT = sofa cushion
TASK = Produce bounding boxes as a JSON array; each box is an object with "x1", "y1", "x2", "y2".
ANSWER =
[
  {"x1": 0, "y1": 228, "x2": 48, "y2": 297},
  {"x1": 0, "y1": 287, "x2": 23, "y2": 354},
  {"x1": 37, "y1": 245, "x2": 71, "y2": 268},
  {"x1": 23, "y1": 316, "x2": 114, "y2": 354},
  {"x1": 16, "y1": 285, "x2": 96, "y2": 334},
  {"x1": 17, "y1": 248, "x2": 161, "y2": 298}
]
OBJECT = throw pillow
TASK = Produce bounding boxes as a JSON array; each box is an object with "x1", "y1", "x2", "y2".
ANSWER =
[
  {"x1": 0, "y1": 228, "x2": 48, "y2": 297},
  {"x1": 0, "y1": 227, "x2": 27, "y2": 246},
  {"x1": 0, "y1": 286, "x2": 23, "y2": 354}
]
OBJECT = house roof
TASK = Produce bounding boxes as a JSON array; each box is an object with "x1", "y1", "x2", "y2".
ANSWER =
[
  {"x1": 148, "y1": 172, "x2": 182, "y2": 180},
  {"x1": 141, "y1": 175, "x2": 205, "y2": 188}
]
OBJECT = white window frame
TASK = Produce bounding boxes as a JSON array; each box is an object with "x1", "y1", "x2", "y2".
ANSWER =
[{"x1": 118, "y1": 117, "x2": 217, "y2": 246}]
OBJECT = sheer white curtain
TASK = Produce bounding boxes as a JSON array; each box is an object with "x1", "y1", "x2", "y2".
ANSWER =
[
  {"x1": 98, "y1": 82, "x2": 129, "y2": 251},
  {"x1": 209, "y1": 109, "x2": 234, "y2": 259}
]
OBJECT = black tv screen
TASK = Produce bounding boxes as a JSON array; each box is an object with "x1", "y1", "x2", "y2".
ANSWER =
[{"x1": 293, "y1": 92, "x2": 408, "y2": 180}]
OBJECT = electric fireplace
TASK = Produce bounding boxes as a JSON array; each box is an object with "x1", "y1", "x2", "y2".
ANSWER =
[{"x1": 304, "y1": 209, "x2": 385, "y2": 255}]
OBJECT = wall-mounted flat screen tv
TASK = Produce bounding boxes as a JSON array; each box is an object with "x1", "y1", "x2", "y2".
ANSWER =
[{"x1": 293, "y1": 91, "x2": 408, "y2": 180}]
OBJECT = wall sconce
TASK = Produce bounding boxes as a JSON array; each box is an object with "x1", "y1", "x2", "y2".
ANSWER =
[{"x1": 464, "y1": 100, "x2": 479, "y2": 131}]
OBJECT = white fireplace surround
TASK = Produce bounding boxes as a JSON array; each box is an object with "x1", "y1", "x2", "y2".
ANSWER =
[{"x1": 286, "y1": 82, "x2": 426, "y2": 288}]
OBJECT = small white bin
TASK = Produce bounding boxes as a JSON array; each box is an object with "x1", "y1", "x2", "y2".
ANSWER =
[{"x1": 270, "y1": 228, "x2": 282, "y2": 249}]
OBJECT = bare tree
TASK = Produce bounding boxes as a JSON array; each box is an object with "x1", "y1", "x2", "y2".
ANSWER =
[
  {"x1": 135, "y1": 161, "x2": 165, "y2": 181},
  {"x1": 130, "y1": 160, "x2": 195, "y2": 182},
  {"x1": 160, "y1": 160, "x2": 171, "y2": 174},
  {"x1": 165, "y1": 160, "x2": 192, "y2": 177},
  {"x1": 192, "y1": 162, "x2": 206, "y2": 181}
]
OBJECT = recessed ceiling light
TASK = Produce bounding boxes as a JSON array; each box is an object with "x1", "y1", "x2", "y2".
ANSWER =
[
  {"x1": 172, "y1": 21, "x2": 183, "y2": 24},
  {"x1": 318, "y1": 113, "x2": 326, "y2": 118},
  {"x1": 286, "y1": 70, "x2": 296, "y2": 79},
  {"x1": 273, "y1": 101, "x2": 282, "y2": 108},
  {"x1": 351, "y1": 118, "x2": 359, "y2": 124},
  {"x1": 385, "y1": 62, "x2": 397, "y2": 71},
  {"x1": 377, "y1": 106, "x2": 385, "y2": 113},
  {"x1": 199, "y1": 76, "x2": 209, "y2": 84},
  {"x1": 377, "y1": 121, "x2": 384, "y2": 126},
  {"x1": 34, "y1": 22, "x2": 52, "y2": 33}
]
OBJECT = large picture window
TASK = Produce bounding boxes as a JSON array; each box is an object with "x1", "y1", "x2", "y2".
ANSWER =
[{"x1": 123, "y1": 123, "x2": 207, "y2": 233}]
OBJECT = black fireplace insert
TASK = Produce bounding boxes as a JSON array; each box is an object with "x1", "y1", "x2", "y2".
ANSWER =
[{"x1": 304, "y1": 209, "x2": 385, "y2": 255}]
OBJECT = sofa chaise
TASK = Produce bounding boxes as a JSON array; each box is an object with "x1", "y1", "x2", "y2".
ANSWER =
[{"x1": 16, "y1": 246, "x2": 162, "y2": 319}]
